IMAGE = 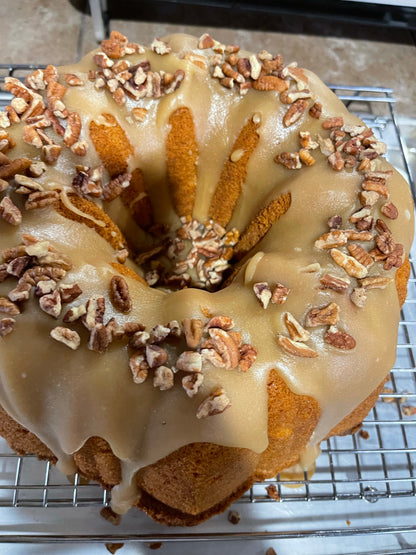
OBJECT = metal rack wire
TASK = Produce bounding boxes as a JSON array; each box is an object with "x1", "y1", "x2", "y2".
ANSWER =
[{"x1": 0, "y1": 67, "x2": 415, "y2": 547}]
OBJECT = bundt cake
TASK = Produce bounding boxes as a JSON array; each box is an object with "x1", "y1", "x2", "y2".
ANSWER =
[{"x1": 0, "y1": 31, "x2": 413, "y2": 526}]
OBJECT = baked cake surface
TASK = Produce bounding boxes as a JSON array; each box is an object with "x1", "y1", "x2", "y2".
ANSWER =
[{"x1": 0, "y1": 31, "x2": 413, "y2": 525}]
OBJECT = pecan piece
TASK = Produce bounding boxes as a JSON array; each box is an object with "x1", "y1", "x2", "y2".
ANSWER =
[
  {"x1": 299, "y1": 149, "x2": 315, "y2": 166},
  {"x1": 271, "y1": 283, "x2": 290, "y2": 305},
  {"x1": 182, "y1": 373, "x2": 204, "y2": 398},
  {"x1": 330, "y1": 248, "x2": 368, "y2": 279},
  {"x1": 360, "y1": 276, "x2": 393, "y2": 290},
  {"x1": 274, "y1": 152, "x2": 301, "y2": 170},
  {"x1": 109, "y1": 275, "x2": 132, "y2": 313},
  {"x1": 238, "y1": 344, "x2": 257, "y2": 372},
  {"x1": 322, "y1": 117, "x2": 344, "y2": 129},
  {"x1": 196, "y1": 387, "x2": 231, "y2": 419},
  {"x1": 324, "y1": 326, "x2": 356, "y2": 350},
  {"x1": 208, "y1": 327, "x2": 240, "y2": 369},
  {"x1": 306, "y1": 302, "x2": 340, "y2": 327},
  {"x1": 88, "y1": 323, "x2": 111, "y2": 353},
  {"x1": 84, "y1": 295, "x2": 105, "y2": 329},
  {"x1": 59, "y1": 283, "x2": 82, "y2": 303},
  {"x1": 278, "y1": 336, "x2": 318, "y2": 358},
  {"x1": 182, "y1": 318, "x2": 204, "y2": 348},
  {"x1": 0, "y1": 317, "x2": 15, "y2": 337},
  {"x1": 253, "y1": 282, "x2": 272, "y2": 309},
  {"x1": 129, "y1": 353, "x2": 149, "y2": 384},
  {"x1": 50, "y1": 326, "x2": 81, "y2": 350},
  {"x1": 146, "y1": 344, "x2": 168, "y2": 368},
  {"x1": 153, "y1": 366, "x2": 174, "y2": 391},
  {"x1": 176, "y1": 351, "x2": 202, "y2": 373},
  {"x1": 381, "y1": 202, "x2": 398, "y2": 220},
  {"x1": 253, "y1": 75, "x2": 288, "y2": 92},
  {"x1": 350, "y1": 287, "x2": 367, "y2": 308},
  {"x1": 0, "y1": 297, "x2": 20, "y2": 315},
  {"x1": 283, "y1": 312, "x2": 310, "y2": 341},
  {"x1": 149, "y1": 324, "x2": 170, "y2": 343},
  {"x1": 102, "y1": 173, "x2": 131, "y2": 202},
  {"x1": 0, "y1": 197, "x2": 22, "y2": 225},
  {"x1": 328, "y1": 151, "x2": 345, "y2": 171},
  {"x1": 207, "y1": 315, "x2": 234, "y2": 331},
  {"x1": 8, "y1": 281, "x2": 31, "y2": 302},
  {"x1": 347, "y1": 244, "x2": 373, "y2": 268},
  {"x1": 39, "y1": 289, "x2": 62, "y2": 318},
  {"x1": 314, "y1": 230, "x2": 348, "y2": 250},
  {"x1": 309, "y1": 102, "x2": 322, "y2": 119},
  {"x1": 283, "y1": 99, "x2": 308, "y2": 128},
  {"x1": 63, "y1": 112, "x2": 82, "y2": 147}
]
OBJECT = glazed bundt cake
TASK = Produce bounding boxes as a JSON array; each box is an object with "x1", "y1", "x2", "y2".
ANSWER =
[{"x1": 0, "y1": 31, "x2": 413, "y2": 525}]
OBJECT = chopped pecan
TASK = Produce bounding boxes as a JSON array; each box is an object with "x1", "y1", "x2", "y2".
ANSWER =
[
  {"x1": 208, "y1": 327, "x2": 240, "y2": 369},
  {"x1": 0, "y1": 179, "x2": 8, "y2": 192},
  {"x1": 63, "y1": 73, "x2": 84, "y2": 86},
  {"x1": 322, "y1": 117, "x2": 344, "y2": 129},
  {"x1": 39, "y1": 289, "x2": 61, "y2": 318},
  {"x1": 131, "y1": 107, "x2": 148, "y2": 122},
  {"x1": 109, "y1": 275, "x2": 132, "y2": 313},
  {"x1": 362, "y1": 179, "x2": 389, "y2": 198},
  {"x1": 196, "y1": 387, "x2": 231, "y2": 419},
  {"x1": 360, "y1": 276, "x2": 393, "y2": 290},
  {"x1": 0, "y1": 297, "x2": 20, "y2": 315},
  {"x1": 129, "y1": 353, "x2": 149, "y2": 384},
  {"x1": 50, "y1": 326, "x2": 81, "y2": 350},
  {"x1": 253, "y1": 282, "x2": 272, "y2": 309},
  {"x1": 376, "y1": 231, "x2": 396, "y2": 255},
  {"x1": 37, "y1": 251, "x2": 72, "y2": 270},
  {"x1": 176, "y1": 351, "x2": 202, "y2": 373},
  {"x1": 271, "y1": 283, "x2": 290, "y2": 305},
  {"x1": 278, "y1": 336, "x2": 318, "y2": 358},
  {"x1": 63, "y1": 112, "x2": 82, "y2": 147},
  {"x1": 6, "y1": 255, "x2": 32, "y2": 277},
  {"x1": 318, "y1": 135, "x2": 335, "y2": 156},
  {"x1": 309, "y1": 101, "x2": 322, "y2": 119},
  {"x1": 58, "y1": 283, "x2": 82, "y2": 303},
  {"x1": 71, "y1": 141, "x2": 88, "y2": 156},
  {"x1": 324, "y1": 326, "x2": 356, "y2": 350},
  {"x1": 355, "y1": 216, "x2": 374, "y2": 232},
  {"x1": 42, "y1": 144, "x2": 61, "y2": 164},
  {"x1": 102, "y1": 173, "x2": 131, "y2": 202},
  {"x1": 350, "y1": 287, "x2": 367, "y2": 308},
  {"x1": 299, "y1": 149, "x2": 315, "y2": 166},
  {"x1": 349, "y1": 206, "x2": 372, "y2": 224},
  {"x1": 153, "y1": 366, "x2": 174, "y2": 391},
  {"x1": 306, "y1": 302, "x2": 339, "y2": 327},
  {"x1": 283, "y1": 100, "x2": 308, "y2": 128},
  {"x1": 0, "y1": 197, "x2": 22, "y2": 225},
  {"x1": 149, "y1": 324, "x2": 170, "y2": 343},
  {"x1": 384, "y1": 243, "x2": 404, "y2": 270},
  {"x1": 253, "y1": 75, "x2": 288, "y2": 92},
  {"x1": 314, "y1": 230, "x2": 348, "y2": 250},
  {"x1": 381, "y1": 202, "x2": 398, "y2": 220},
  {"x1": 198, "y1": 33, "x2": 216, "y2": 49},
  {"x1": 35, "y1": 279, "x2": 57, "y2": 297},
  {"x1": 0, "y1": 317, "x2": 15, "y2": 337},
  {"x1": 328, "y1": 151, "x2": 345, "y2": 171},
  {"x1": 151, "y1": 38, "x2": 171, "y2": 55},
  {"x1": 274, "y1": 152, "x2": 301, "y2": 170},
  {"x1": 207, "y1": 316, "x2": 234, "y2": 331},
  {"x1": 84, "y1": 295, "x2": 105, "y2": 329},
  {"x1": 25, "y1": 190, "x2": 59, "y2": 210},
  {"x1": 167, "y1": 319, "x2": 182, "y2": 338},
  {"x1": 182, "y1": 373, "x2": 204, "y2": 398},
  {"x1": 8, "y1": 281, "x2": 31, "y2": 302},
  {"x1": 283, "y1": 312, "x2": 310, "y2": 341},
  {"x1": 330, "y1": 248, "x2": 368, "y2": 279},
  {"x1": 359, "y1": 190, "x2": 379, "y2": 207},
  {"x1": 129, "y1": 331, "x2": 150, "y2": 349},
  {"x1": 88, "y1": 323, "x2": 111, "y2": 353},
  {"x1": 146, "y1": 344, "x2": 168, "y2": 368},
  {"x1": 182, "y1": 318, "x2": 204, "y2": 348},
  {"x1": 239, "y1": 344, "x2": 257, "y2": 372},
  {"x1": 328, "y1": 215, "x2": 342, "y2": 230},
  {"x1": 347, "y1": 244, "x2": 373, "y2": 267}
]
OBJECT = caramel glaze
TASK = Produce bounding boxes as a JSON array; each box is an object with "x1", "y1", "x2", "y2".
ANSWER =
[{"x1": 0, "y1": 33, "x2": 413, "y2": 513}]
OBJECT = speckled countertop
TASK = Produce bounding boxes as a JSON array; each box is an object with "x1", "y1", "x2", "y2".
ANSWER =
[{"x1": 0, "y1": 0, "x2": 415, "y2": 119}]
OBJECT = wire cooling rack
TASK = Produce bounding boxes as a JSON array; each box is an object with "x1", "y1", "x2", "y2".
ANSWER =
[{"x1": 0, "y1": 67, "x2": 416, "y2": 551}]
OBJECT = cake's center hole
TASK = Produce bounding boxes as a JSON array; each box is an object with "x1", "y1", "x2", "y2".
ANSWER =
[{"x1": 136, "y1": 216, "x2": 240, "y2": 291}]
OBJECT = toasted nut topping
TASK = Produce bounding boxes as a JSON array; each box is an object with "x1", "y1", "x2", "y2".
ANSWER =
[
  {"x1": 283, "y1": 312, "x2": 310, "y2": 341},
  {"x1": 39, "y1": 289, "x2": 61, "y2": 318},
  {"x1": 182, "y1": 318, "x2": 204, "y2": 348},
  {"x1": 198, "y1": 33, "x2": 216, "y2": 49},
  {"x1": 306, "y1": 302, "x2": 340, "y2": 327},
  {"x1": 330, "y1": 248, "x2": 368, "y2": 279},
  {"x1": 207, "y1": 315, "x2": 234, "y2": 331},
  {"x1": 0, "y1": 317, "x2": 15, "y2": 337},
  {"x1": 129, "y1": 330, "x2": 150, "y2": 349},
  {"x1": 35, "y1": 279, "x2": 57, "y2": 297},
  {"x1": 350, "y1": 287, "x2": 367, "y2": 308},
  {"x1": 362, "y1": 178, "x2": 389, "y2": 198},
  {"x1": 0, "y1": 297, "x2": 20, "y2": 315},
  {"x1": 88, "y1": 323, "x2": 111, "y2": 353},
  {"x1": 50, "y1": 326, "x2": 81, "y2": 350},
  {"x1": 283, "y1": 99, "x2": 308, "y2": 127},
  {"x1": 271, "y1": 283, "x2": 290, "y2": 305},
  {"x1": 360, "y1": 276, "x2": 393, "y2": 290},
  {"x1": 132, "y1": 107, "x2": 148, "y2": 122},
  {"x1": 25, "y1": 240, "x2": 50, "y2": 257},
  {"x1": 253, "y1": 282, "x2": 272, "y2": 309},
  {"x1": 168, "y1": 319, "x2": 182, "y2": 338},
  {"x1": 149, "y1": 324, "x2": 170, "y2": 343},
  {"x1": 176, "y1": 351, "x2": 202, "y2": 373},
  {"x1": 208, "y1": 327, "x2": 240, "y2": 369},
  {"x1": 299, "y1": 131, "x2": 319, "y2": 150},
  {"x1": 324, "y1": 326, "x2": 356, "y2": 350},
  {"x1": 182, "y1": 373, "x2": 204, "y2": 398},
  {"x1": 109, "y1": 275, "x2": 132, "y2": 313},
  {"x1": 151, "y1": 38, "x2": 171, "y2": 55},
  {"x1": 360, "y1": 190, "x2": 379, "y2": 207},
  {"x1": 347, "y1": 243, "x2": 373, "y2": 268},
  {"x1": 63, "y1": 73, "x2": 84, "y2": 86},
  {"x1": 153, "y1": 366, "x2": 174, "y2": 390},
  {"x1": 328, "y1": 151, "x2": 345, "y2": 171},
  {"x1": 59, "y1": 283, "x2": 82, "y2": 303},
  {"x1": 322, "y1": 117, "x2": 344, "y2": 129},
  {"x1": 8, "y1": 281, "x2": 31, "y2": 302},
  {"x1": 196, "y1": 387, "x2": 231, "y2": 419},
  {"x1": 63, "y1": 304, "x2": 87, "y2": 323},
  {"x1": 381, "y1": 202, "x2": 398, "y2": 220},
  {"x1": 0, "y1": 197, "x2": 22, "y2": 226},
  {"x1": 314, "y1": 230, "x2": 348, "y2": 250},
  {"x1": 239, "y1": 343, "x2": 257, "y2": 372},
  {"x1": 146, "y1": 344, "x2": 168, "y2": 368},
  {"x1": 299, "y1": 148, "x2": 315, "y2": 166},
  {"x1": 278, "y1": 336, "x2": 318, "y2": 358},
  {"x1": 201, "y1": 347, "x2": 226, "y2": 368},
  {"x1": 402, "y1": 406, "x2": 416, "y2": 416},
  {"x1": 349, "y1": 206, "x2": 372, "y2": 224},
  {"x1": 309, "y1": 101, "x2": 322, "y2": 119},
  {"x1": 129, "y1": 353, "x2": 149, "y2": 384},
  {"x1": 327, "y1": 215, "x2": 342, "y2": 230},
  {"x1": 274, "y1": 151, "x2": 301, "y2": 170},
  {"x1": 84, "y1": 295, "x2": 105, "y2": 330}
]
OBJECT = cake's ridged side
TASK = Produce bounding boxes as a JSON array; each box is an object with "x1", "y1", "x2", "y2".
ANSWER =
[
  {"x1": 234, "y1": 192, "x2": 292, "y2": 261},
  {"x1": 166, "y1": 107, "x2": 198, "y2": 217},
  {"x1": 208, "y1": 118, "x2": 260, "y2": 226},
  {"x1": 89, "y1": 113, "x2": 133, "y2": 177},
  {"x1": 55, "y1": 194, "x2": 127, "y2": 250},
  {"x1": 120, "y1": 168, "x2": 154, "y2": 230}
]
